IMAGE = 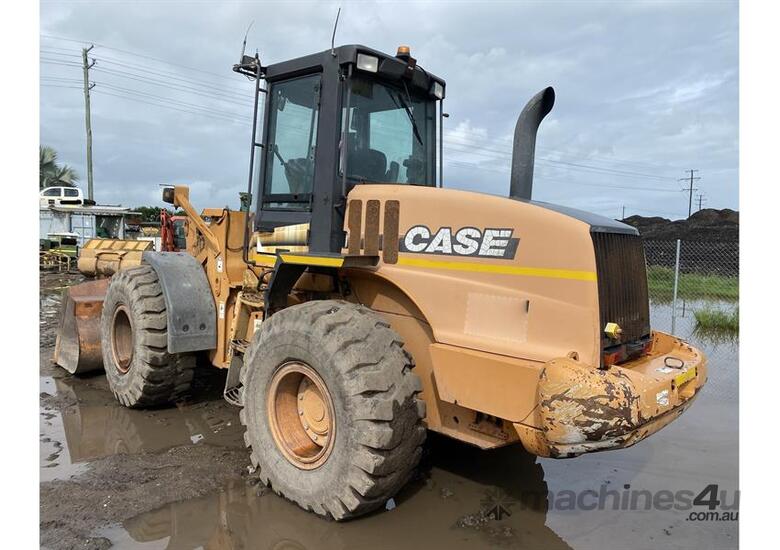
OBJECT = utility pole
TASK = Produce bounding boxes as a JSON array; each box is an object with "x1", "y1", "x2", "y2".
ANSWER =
[
  {"x1": 621, "y1": 205, "x2": 626, "y2": 220},
  {"x1": 679, "y1": 169, "x2": 700, "y2": 218},
  {"x1": 82, "y1": 46, "x2": 96, "y2": 202},
  {"x1": 696, "y1": 193, "x2": 706, "y2": 212}
]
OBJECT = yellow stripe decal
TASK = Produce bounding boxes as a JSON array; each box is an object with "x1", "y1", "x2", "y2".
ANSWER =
[
  {"x1": 396, "y1": 256, "x2": 597, "y2": 281},
  {"x1": 280, "y1": 254, "x2": 344, "y2": 268},
  {"x1": 248, "y1": 252, "x2": 278, "y2": 267}
]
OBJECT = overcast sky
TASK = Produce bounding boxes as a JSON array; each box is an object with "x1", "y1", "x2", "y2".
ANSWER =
[{"x1": 40, "y1": 0, "x2": 738, "y2": 220}]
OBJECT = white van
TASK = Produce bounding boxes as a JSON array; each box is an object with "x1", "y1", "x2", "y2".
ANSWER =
[{"x1": 40, "y1": 186, "x2": 85, "y2": 207}]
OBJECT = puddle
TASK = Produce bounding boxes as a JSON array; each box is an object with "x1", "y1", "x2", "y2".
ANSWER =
[
  {"x1": 101, "y1": 437, "x2": 568, "y2": 550},
  {"x1": 40, "y1": 272, "x2": 737, "y2": 549},
  {"x1": 39, "y1": 370, "x2": 244, "y2": 483}
]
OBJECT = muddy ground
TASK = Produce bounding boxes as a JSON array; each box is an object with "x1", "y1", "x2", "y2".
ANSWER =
[{"x1": 40, "y1": 272, "x2": 738, "y2": 549}]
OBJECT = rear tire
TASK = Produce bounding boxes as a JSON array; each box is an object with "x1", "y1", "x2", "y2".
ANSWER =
[
  {"x1": 100, "y1": 265, "x2": 195, "y2": 408},
  {"x1": 239, "y1": 300, "x2": 426, "y2": 520}
]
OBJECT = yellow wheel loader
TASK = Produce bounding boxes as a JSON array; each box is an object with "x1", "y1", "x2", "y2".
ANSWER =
[{"x1": 54, "y1": 44, "x2": 707, "y2": 520}]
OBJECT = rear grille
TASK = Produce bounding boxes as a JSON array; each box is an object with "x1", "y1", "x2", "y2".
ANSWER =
[{"x1": 592, "y1": 232, "x2": 651, "y2": 351}]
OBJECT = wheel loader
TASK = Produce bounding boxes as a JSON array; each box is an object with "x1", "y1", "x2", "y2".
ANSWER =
[{"x1": 53, "y1": 43, "x2": 707, "y2": 520}]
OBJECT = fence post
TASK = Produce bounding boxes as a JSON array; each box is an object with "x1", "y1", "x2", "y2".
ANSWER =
[{"x1": 671, "y1": 239, "x2": 681, "y2": 334}]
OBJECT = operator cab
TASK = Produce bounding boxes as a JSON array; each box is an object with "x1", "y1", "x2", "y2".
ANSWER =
[{"x1": 236, "y1": 45, "x2": 445, "y2": 253}]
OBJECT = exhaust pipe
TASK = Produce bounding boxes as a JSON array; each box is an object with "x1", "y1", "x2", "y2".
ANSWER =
[{"x1": 509, "y1": 86, "x2": 555, "y2": 200}]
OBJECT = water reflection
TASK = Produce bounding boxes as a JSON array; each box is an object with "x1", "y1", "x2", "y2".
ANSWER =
[
  {"x1": 42, "y1": 372, "x2": 243, "y2": 467},
  {"x1": 107, "y1": 436, "x2": 571, "y2": 550}
]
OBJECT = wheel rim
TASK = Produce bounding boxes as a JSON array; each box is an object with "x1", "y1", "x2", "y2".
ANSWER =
[
  {"x1": 267, "y1": 362, "x2": 335, "y2": 470},
  {"x1": 111, "y1": 305, "x2": 134, "y2": 374}
]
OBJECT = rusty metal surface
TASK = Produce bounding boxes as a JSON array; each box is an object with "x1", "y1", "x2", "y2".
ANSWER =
[
  {"x1": 537, "y1": 357, "x2": 642, "y2": 457},
  {"x1": 347, "y1": 199, "x2": 362, "y2": 255},
  {"x1": 54, "y1": 278, "x2": 110, "y2": 374},
  {"x1": 40, "y1": 251, "x2": 73, "y2": 272},
  {"x1": 364, "y1": 199, "x2": 380, "y2": 256},
  {"x1": 77, "y1": 239, "x2": 152, "y2": 277},
  {"x1": 516, "y1": 331, "x2": 707, "y2": 458},
  {"x1": 382, "y1": 199, "x2": 400, "y2": 264}
]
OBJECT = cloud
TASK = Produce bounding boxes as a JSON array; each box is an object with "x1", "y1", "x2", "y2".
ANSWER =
[{"x1": 40, "y1": 0, "x2": 738, "y2": 220}]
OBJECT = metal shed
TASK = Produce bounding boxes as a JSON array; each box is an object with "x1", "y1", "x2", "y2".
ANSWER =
[{"x1": 40, "y1": 205, "x2": 140, "y2": 247}]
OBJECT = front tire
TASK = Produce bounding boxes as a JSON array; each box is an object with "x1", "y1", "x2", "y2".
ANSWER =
[
  {"x1": 240, "y1": 300, "x2": 426, "y2": 520},
  {"x1": 100, "y1": 265, "x2": 195, "y2": 408}
]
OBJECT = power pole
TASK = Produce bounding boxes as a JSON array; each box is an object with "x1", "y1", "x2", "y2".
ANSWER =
[
  {"x1": 82, "y1": 46, "x2": 96, "y2": 202},
  {"x1": 696, "y1": 193, "x2": 706, "y2": 212},
  {"x1": 621, "y1": 205, "x2": 626, "y2": 219},
  {"x1": 679, "y1": 169, "x2": 700, "y2": 218}
]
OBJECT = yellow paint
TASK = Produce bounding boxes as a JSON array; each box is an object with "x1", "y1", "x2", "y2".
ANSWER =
[
  {"x1": 604, "y1": 322, "x2": 623, "y2": 339},
  {"x1": 248, "y1": 251, "x2": 278, "y2": 267},
  {"x1": 280, "y1": 254, "x2": 344, "y2": 268},
  {"x1": 674, "y1": 367, "x2": 697, "y2": 387},
  {"x1": 396, "y1": 256, "x2": 597, "y2": 282}
]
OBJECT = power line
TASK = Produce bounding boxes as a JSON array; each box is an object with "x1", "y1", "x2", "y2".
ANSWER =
[
  {"x1": 445, "y1": 159, "x2": 681, "y2": 192},
  {"x1": 40, "y1": 58, "x2": 83, "y2": 68},
  {"x1": 456, "y1": 131, "x2": 682, "y2": 173},
  {"x1": 92, "y1": 89, "x2": 250, "y2": 126},
  {"x1": 94, "y1": 54, "x2": 252, "y2": 97},
  {"x1": 41, "y1": 84, "x2": 83, "y2": 90},
  {"x1": 91, "y1": 65, "x2": 254, "y2": 107},
  {"x1": 443, "y1": 140, "x2": 678, "y2": 187},
  {"x1": 443, "y1": 136, "x2": 675, "y2": 182},
  {"x1": 92, "y1": 82, "x2": 248, "y2": 121},
  {"x1": 41, "y1": 33, "x2": 239, "y2": 83},
  {"x1": 40, "y1": 49, "x2": 82, "y2": 59},
  {"x1": 679, "y1": 169, "x2": 701, "y2": 218}
]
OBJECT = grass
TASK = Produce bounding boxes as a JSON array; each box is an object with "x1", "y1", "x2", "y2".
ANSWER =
[
  {"x1": 646, "y1": 266, "x2": 739, "y2": 301},
  {"x1": 693, "y1": 307, "x2": 739, "y2": 333}
]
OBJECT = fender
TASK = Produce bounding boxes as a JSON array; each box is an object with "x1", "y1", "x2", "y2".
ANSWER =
[{"x1": 142, "y1": 251, "x2": 217, "y2": 354}]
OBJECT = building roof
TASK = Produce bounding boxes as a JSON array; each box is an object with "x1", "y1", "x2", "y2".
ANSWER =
[{"x1": 41, "y1": 204, "x2": 140, "y2": 216}]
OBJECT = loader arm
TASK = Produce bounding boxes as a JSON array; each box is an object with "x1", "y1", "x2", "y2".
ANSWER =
[{"x1": 170, "y1": 185, "x2": 221, "y2": 255}]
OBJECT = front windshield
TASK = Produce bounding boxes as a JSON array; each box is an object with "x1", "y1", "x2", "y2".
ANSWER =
[{"x1": 343, "y1": 75, "x2": 436, "y2": 186}]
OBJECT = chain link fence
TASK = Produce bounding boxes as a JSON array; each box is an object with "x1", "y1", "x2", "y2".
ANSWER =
[{"x1": 643, "y1": 240, "x2": 738, "y2": 397}]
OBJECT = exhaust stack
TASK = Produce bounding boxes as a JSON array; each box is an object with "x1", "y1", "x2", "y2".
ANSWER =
[{"x1": 509, "y1": 86, "x2": 555, "y2": 200}]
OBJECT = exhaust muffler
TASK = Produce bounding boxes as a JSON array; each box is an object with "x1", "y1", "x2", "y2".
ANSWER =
[{"x1": 509, "y1": 86, "x2": 555, "y2": 200}]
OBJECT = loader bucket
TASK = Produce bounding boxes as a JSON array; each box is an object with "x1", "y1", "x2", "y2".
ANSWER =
[
  {"x1": 53, "y1": 278, "x2": 110, "y2": 374},
  {"x1": 77, "y1": 239, "x2": 153, "y2": 278}
]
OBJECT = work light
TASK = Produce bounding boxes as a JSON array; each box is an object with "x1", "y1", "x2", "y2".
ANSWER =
[
  {"x1": 356, "y1": 53, "x2": 379, "y2": 73},
  {"x1": 431, "y1": 81, "x2": 444, "y2": 99}
]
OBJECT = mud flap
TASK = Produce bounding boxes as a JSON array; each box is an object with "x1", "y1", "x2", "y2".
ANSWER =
[
  {"x1": 54, "y1": 278, "x2": 110, "y2": 374},
  {"x1": 142, "y1": 251, "x2": 217, "y2": 354}
]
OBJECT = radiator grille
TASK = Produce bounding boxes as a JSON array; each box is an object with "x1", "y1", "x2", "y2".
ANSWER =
[{"x1": 592, "y1": 232, "x2": 651, "y2": 350}]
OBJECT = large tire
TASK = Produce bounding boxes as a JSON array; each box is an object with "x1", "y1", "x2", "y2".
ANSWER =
[
  {"x1": 100, "y1": 265, "x2": 195, "y2": 408},
  {"x1": 239, "y1": 300, "x2": 426, "y2": 520}
]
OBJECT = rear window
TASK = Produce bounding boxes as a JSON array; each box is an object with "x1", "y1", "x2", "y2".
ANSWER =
[{"x1": 64, "y1": 188, "x2": 80, "y2": 197}]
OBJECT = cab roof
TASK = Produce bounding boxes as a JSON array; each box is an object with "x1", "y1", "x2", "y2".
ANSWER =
[{"x1": 263, "y1": 44, "x2": 445, "y2": 94}]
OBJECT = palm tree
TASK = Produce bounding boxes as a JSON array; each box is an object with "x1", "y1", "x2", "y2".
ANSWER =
[
  {"x1": 40, "y1": 146, "x2": 79, "y2": 189},
  {"x1": 40, "y1": 146, "x2": 58, "y2": 188},
  {"x1": 49, "y1": 164, "x2": 80, "y2": 186}
]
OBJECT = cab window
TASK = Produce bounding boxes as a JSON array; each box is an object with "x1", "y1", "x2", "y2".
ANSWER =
[
  {"x1": 263, "y1": 74, "x2": 321, "y2": 210},
  {"x1": 343, "y1": 75, "x2": 436, "y2": 186}
]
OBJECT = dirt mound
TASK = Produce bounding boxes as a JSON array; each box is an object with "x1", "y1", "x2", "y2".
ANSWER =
[{"x1": 621, "y1": 208, "x2": 739, "y2": 242}]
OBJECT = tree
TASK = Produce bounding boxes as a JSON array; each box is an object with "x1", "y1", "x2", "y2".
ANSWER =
[
  {"x1": 40, "y1": 145, "x2": 80, "y2": 189},
  {"x1": 133, "y1": 206, "x2": 186, "y2": 223},
  {"x1": 39, "y1": 146, "x2": 57, "y2": 188},
  {"x1": 133, "y1": 206, "x2": 165, "y2": 223}
]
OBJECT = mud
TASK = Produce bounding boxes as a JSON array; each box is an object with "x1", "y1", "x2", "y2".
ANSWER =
[{"x1": 40, "y1": 273, "x2": 738, "y2": 549}]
